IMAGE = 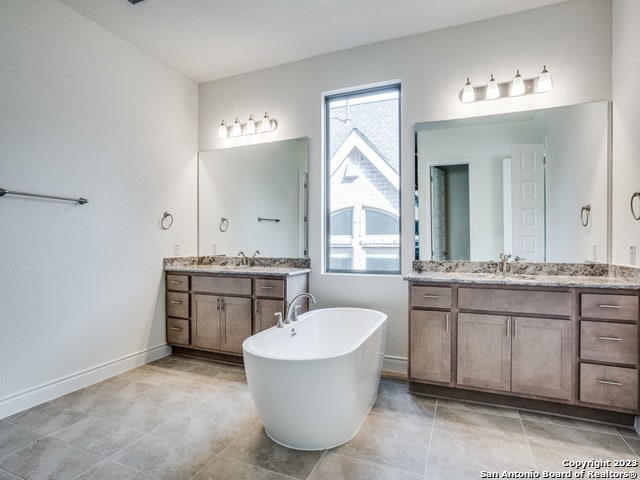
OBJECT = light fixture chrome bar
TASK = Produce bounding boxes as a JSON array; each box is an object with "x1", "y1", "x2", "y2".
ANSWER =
[
  {"x1": 460, "y1": 66, "x2": 552, "y2": 103},
  {"x1": 0, "y1": 187, "x2": 88, "y2": 205},
  {"x1": 218, "y1": 112, "x2": 278, "y2": 138}
]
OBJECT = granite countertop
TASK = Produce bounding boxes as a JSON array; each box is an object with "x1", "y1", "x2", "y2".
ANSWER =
[
  {"x1": 404, "y1": 261, "x2": 640, "y2": 289},
  {"x1": 165, "y1": 264, "x2": 310, "y2": 277},
  {"x1": 163, "y1": 255, "x2": 310, "y2": 277},
  {"x1": 403, "y1": 271, "x2": 640, "y2": 289}
]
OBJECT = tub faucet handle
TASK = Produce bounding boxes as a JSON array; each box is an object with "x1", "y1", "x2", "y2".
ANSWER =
[
  {"x1": 274, "y1": 312, "x2": 285, "y2": 328},
  {"x1": 291, "y1": 305, "x2": 301, "y2": 322}
]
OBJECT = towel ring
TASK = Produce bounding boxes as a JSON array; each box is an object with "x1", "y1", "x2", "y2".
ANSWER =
[
  {"x1": 580, "y1": 205, "x2": 591, "y2": 227},
  {"x1": 219, "y1": 217, "x2": 229, "y2": 232},
  {"x1": 161, "y1": 212, "x2": 174, "y2": 230},
  {"x1": 631, "y1": 192, "x2": 640, "y2": 221}
]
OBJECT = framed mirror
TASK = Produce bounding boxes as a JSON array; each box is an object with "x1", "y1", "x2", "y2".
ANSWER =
[
  {"x1": 415, "y1": 101, "x2": 610, "y2": 263},
  {"x1": 198, "y1": 137, "x2": 309, "y2": 258}
]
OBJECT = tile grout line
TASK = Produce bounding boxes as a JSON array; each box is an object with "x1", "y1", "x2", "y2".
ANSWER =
[
  {"x1": 423, "y1": 397, "x2": 439, "y2": 478},
  {"x1": 517, "y1": 411, "x2": 540, "y2": 472},
  {"x1": 304, "y1": 449, "x2": 328, "y2": 480}
]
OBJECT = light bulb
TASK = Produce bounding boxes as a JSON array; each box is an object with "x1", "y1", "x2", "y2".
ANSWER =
[
  {"x1": 537, "y1": 65, "x2": 552, "y2": 93},
  {"x1": 461, "y1": 78, "x2": 475, "y2": 103},
  {"x1": 218, "y1": 120, "x2": 227, "y2": 138},
  {"x1": 260, "y1": 112, "x2": 271, "y2": 132},
  {"x1": 245, "y1": 114, "x2": 256, "y2": 134},
  {"x1": 231, "y1": 117, "x2": 241, "y2": 136},
  {"x1": 486, "y1": 74, "x2": 499, "y2": 100},
  {"x1": 511, "y1": 70, "x2": 525, "y2": 96}
]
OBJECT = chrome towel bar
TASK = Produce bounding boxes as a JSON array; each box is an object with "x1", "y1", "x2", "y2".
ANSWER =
[{"x1": 0, "y1": 187, "x2": 88, "y2": 205}]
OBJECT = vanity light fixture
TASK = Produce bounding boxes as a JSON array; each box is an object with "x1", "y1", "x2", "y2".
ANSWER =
[
  {"x1": 511, "y1": 70, "x2": 525, "y2": 96},
  {"x1": 486, "y1": 74, "x2": 500, "y2": 100},
  {"x1": 460, "y1": 66, "x2": 553, "y2": 103},
  {"x1": 461, "y1": 78, "x2": 475, "y2": 103},
  {"x1": 217, "y1": 112, "x2": 278, "y2": 138},
  {"x1": 218, "y1": 120, "x2": 227, "y2": 138},
  {"x1": 537, "y1": 65, "x2": 553, "y2": 93}
]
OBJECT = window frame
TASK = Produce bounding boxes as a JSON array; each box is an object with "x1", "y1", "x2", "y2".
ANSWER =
[{"x1": 324, "y1": 83, "x2": 402, "y2": 275}]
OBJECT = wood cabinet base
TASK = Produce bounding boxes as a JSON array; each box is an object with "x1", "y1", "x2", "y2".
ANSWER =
[
  {"x1": 172, "y1": 346, "x2": 244, "y2": 366},
  {"x1": 409, "y1": 381, "x2": 637, "y2": 427}
]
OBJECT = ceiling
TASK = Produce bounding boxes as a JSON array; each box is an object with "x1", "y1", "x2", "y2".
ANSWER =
[{"x1": 59, "y1": 0, "x2": 568, "y2": 84}]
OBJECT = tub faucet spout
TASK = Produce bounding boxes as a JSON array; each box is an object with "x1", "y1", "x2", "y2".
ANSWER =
[{"x1": 285, "y1": 293, "x2": 316, "y2": 324}]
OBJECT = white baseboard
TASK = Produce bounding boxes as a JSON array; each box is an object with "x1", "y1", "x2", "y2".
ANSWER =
[
  {"x1": 382, "y1": 355, "x2": 407, "y2": 375},
  {"x1": 0, "y1": 344, "x2": 171, "y2": 419}
]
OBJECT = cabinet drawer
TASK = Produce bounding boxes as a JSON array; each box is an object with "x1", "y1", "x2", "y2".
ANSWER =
[
  {"x1": 410, "y1": 285, "x2": 452, "y2": 309},
  {"x1": 458, "y1": 288, "x2": 571, "y2": 317},
  {"x1": 580, "y1": 363, "x2": 638, "y2": 411},
  {"x1": 167, "y1": 292, "x2": 189, "y2": 318},
  {"x1": 581, "y1": 294, "x2": 638, "y2": 321},
  {"x1": 580, "y1": 321, "x2": 638, "y2": 365},
  {"x1": 192, "y1": 275, "x2": 251, "y2": 295},
  {"x1": 255, "y1": 278, "x2": 285, "y2": 298},
  {"x1": 166, "y1": 274, "x2": 189, "y2": 292},
  {"x1": 167, "y1": 318, "x2": 190, "y2": 345}
]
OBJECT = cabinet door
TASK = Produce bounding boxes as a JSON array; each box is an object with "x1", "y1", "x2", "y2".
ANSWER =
[
  {"x1": 192, "y1": 294, "x2": 221, "y2": 350},
  {"x1": 457, "y1": 313, "x2": 511, "y2": 392},
  {"x1": 511, "y1": 317, "x2": 573, "y2": 400},
  {"x1": 255, "y1": 299, "x2": 285, "y2": 332},
  {"x1": 220, "y1": 296, "x2": 252, "y2": 354},
  {"x1": 410, "y1": 310, "x2": 451, "y2": 384}
]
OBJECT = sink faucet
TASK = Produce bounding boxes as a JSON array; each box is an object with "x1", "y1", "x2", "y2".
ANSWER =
[
  {"x1": 237, "y1": 251, "x2": 247, "y2": 266},
  {"x1": 283, "y1": 293, "x2": 317, "y2": 325},
  {"x1": 249, "y1": 250, "x2": 260, "y2": 266},
  {"x1": 498, "y1": 253, "x2": 512, "y2": 274}
]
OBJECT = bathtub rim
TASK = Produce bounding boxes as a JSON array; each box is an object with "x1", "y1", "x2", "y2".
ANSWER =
[{"x1": 242, "y1": 307, "x2": 387, "y2": 362}]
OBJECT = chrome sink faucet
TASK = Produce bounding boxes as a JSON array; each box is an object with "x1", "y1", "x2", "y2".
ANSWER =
[
  {"x1": 249, "y1": 250, "x2": 260, "y2": 266},
  {"x1": 497, "y1": 253, "x2": 512, "y2": 274},
  {"x1": 282, "y1": 293, "x2": 316, "y2": 326},
  {"x1": 237, "y1": 251, "x2": 247, "y2": 266}
]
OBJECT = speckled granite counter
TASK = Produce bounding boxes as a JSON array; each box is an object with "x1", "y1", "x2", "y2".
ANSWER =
[
  {"x1": 404, "y1": 261, "x2": 640, "y2": 289},
  {"x1": 164, "y1": 256, "x2": 310, "y2": 277}
]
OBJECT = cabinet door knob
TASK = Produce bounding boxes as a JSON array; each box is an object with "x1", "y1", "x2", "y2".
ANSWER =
[
  {"x1": 170, "y1": 300, "x2": 182, "y2": 304},
  {"x1": 422, "y1": 295, "x2": 440, "y2": 299},
  {"x1": 506, "y1": 317, "x2": 511, "y2": 337},
  {"x1": 261, "y1": 286, "x2": 275, "y2": 290},
  {"x1": 445, "y1": 313, "x2": 449, "y2": 333},
  {"x1": 170, "y1": 327, "x2": 183, "y2": 331},
  {"x1": 598, "y1": 304, "x2": 622, "y2": 309},
  {"x1": 170, "y1": 280, "x2": 183, "y2": 284}
]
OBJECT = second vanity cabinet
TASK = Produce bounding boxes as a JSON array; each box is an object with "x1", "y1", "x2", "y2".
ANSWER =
[
  {"x1": 409, "y1": 279, "x2": 640, "y2": 421},
  {"x1": 191, "y1": 275, "x2": 252, "y2": 354},
  {"x1": 166, "y1": 269, "x2": 309, "y2": 360},
  {"x1": 578, "y1": 291, "x2": 639, "y2": 411},
  {"x1": 456, "y1": 287, "x2": 573, "y2": 400}
]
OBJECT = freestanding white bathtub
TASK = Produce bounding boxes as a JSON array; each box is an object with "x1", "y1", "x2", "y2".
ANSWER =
[{"x1": 242, "y1": 307, "x2": 387, "y2": 450}]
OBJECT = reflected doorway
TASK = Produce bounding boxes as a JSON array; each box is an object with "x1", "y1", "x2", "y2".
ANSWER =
[{"x1": 429, "y1": 164, "x2": 470, "y2": 260}]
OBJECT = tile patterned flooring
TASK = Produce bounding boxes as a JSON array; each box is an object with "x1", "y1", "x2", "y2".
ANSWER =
[{"x1": 1, "y1": 355, "x2": 639, "y2": 479}]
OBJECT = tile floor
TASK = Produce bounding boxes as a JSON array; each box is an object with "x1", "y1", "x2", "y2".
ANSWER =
[{"x1": 1, "y1": 355, "x2": 639, "y2": 479}]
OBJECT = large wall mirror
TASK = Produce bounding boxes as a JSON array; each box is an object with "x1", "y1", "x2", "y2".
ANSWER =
[
  {"x1": 415, "y1": 101, "x2": 610, "y2": 263},
  {"x1": 198, "y1": 137, "x2": 309, "y2": 258}
]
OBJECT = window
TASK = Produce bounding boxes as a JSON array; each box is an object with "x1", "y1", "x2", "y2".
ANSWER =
[{"x1": 325, "y1": 84, "x2": 401, "y2": 274}]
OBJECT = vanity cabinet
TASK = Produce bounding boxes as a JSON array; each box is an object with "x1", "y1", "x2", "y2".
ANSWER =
[
  {"x1": 166, "y1": 274, "x2": 190, "y2": 346},
  {"x1": 409, "y1": 280, "x2": 640, "y2": 421},
  {"x1": 254, "y1": 278, "x2": 285, "y2": 332},
  {"x1": 409, "y1": 285, "x2": 453, "y2": 385},
  {"x1": 456, "y1": 286, "x2": 573, "y2": 401},
  {"x1": 165, "y1": 270, "x2": 309, "y2": 360},
  {"x1": 192, "y1": 294, "x2": 252, "y2": 354},
  {"x1": 578, "y1": 291, "x2": 639, "y2": 412}
]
